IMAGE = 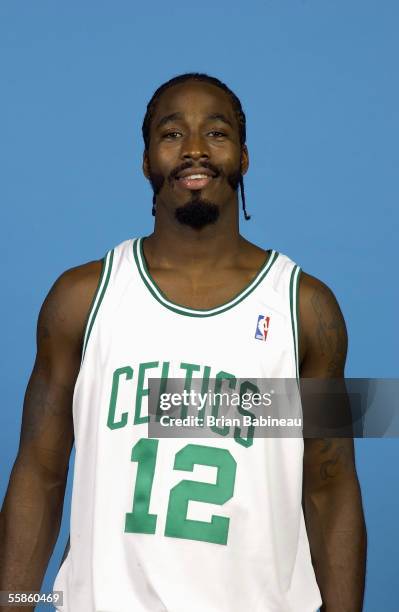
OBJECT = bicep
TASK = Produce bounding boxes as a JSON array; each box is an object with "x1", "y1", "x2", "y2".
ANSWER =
[
  {"x1": 18, "y1": 358, "x2": 76, "y2": 483},
  {"x1": 17, "y1": 272, "x2": 85, "y2": 482}
]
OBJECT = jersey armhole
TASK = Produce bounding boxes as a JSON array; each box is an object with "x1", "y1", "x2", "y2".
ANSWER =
[
  {"x1": 289, "y1": 265, "x2": 301, "y2": 382},
  {"x1": 80, "y1": 248, "x2": 114, "y2": 366}
]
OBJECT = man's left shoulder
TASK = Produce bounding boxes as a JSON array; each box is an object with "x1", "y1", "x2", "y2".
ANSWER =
[
  {"x1": 298, "y1": 271, "x2": 348, "y2": 372},
  {"x1": 298, "y1": 271, "x2": 343, "y2": 315}
]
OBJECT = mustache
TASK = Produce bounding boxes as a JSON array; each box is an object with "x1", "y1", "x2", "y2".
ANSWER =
[{"x1": 169, "y1": 162, "x2": 221, "y2": 182}]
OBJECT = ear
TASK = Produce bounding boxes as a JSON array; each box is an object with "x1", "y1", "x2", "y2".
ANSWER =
[
  {"x1": 240, "y1": 145, "x2": 249, "y2": 176},
  {"x1": 142, "y1": 150, "x2": 150, "y2": 179}
]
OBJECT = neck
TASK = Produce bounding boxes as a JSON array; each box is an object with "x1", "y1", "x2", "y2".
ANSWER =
[{"x1": 144, "y1": 199, "x2": 243, "y2": 272}]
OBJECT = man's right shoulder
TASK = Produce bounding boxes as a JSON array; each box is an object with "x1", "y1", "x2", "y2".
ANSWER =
[
  {"x1": 52, "y1": 258, "x2": 104, "y2": 308},
  {"x1": 56, "y1": 259, "x2": 103, "y2": 291},
  {"x1": 38, "y1": 259, "x2": 104, "y2": 349}
]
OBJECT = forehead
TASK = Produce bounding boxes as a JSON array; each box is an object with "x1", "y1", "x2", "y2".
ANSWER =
[{"x1": 152, "y1": 81, "x2": 237, "y2": 127}]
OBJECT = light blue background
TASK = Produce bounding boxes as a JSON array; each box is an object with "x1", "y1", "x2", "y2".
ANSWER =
[{"x1": 1, "y1": 1, "x2": 398, "y2": 610}]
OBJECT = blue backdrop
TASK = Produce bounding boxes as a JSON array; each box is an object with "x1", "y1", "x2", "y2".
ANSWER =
[{"x1": 1, "y1": 1, "x2": 398, "y2": 610}]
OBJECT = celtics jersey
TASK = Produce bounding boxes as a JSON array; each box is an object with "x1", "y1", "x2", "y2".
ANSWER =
[{"x1": 53, "y1": 237, "x2": 322, "y2": 612}]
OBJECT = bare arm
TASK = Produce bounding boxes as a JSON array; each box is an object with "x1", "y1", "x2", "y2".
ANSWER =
[
  {"x1": 0, "y1": 260, "x2": 102, "y2": 611},
  {"x1": 299, "y1": 273, "x2": 367, "y2": 612}
]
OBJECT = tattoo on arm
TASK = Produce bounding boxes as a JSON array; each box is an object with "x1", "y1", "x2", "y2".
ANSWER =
[
  {"x1": 310, "y1": 285, "x2": 347, "y2": 376},
  {"x1": 320, "y1": 441, "x2": 351, "y2": 480},
  {"x1": 304, "y1": 438, "x2": 356, "y2": 501}
]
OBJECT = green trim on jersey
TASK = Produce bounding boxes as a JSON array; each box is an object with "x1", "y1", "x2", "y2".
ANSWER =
[
  {"x1": 289, "y1": 265, "x2": 301, "y2": 381},
  {"x1": 132, "y1": 237, "x2": 279, "y2": 318},
  {"x1": 81, "y1": 249, "x2": 114, "y2": 364}
]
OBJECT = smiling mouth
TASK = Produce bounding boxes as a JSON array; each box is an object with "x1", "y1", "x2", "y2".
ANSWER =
[{"x1": 175, "y1": 174, "x2": 216, "y2": 190}]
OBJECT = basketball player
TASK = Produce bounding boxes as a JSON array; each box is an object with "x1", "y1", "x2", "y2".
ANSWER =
[{"x1": 0, "y1": 73, "x2": 367, "y2": 611}]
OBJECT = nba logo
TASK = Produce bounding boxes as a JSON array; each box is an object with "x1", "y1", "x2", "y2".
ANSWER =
[{"x1": 255, "y1": 314, "x2": 270, "y2": 341}]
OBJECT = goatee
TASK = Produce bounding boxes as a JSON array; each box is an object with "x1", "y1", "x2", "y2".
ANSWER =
[{"x1": 175, "y1": 196, "x2": 220, "y2": 230}]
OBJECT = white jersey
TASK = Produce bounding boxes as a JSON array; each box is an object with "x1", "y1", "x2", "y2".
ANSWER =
[{"x1": 53, "y1": 237, "x2": 322, "y2": 612}]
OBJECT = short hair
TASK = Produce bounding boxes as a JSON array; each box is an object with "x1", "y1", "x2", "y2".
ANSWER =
[{"x1": 142, "y1": 72, "x2": 246, "y2": 150}]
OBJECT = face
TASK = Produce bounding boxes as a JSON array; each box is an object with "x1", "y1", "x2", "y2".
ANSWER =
[{"x1": 143, "y1": 80, "x2": 249, "y2": 229}]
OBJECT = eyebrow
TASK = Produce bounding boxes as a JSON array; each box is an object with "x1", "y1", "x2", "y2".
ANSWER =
[
  {"x1": 155, "y1": 112, "x2": 234, "y2": 130},
  {"x1": 205, "y1": 113, "x2": 234, "y2": 128},
  {"x1": 156, "y1": 112, "x2": 184, "y2": 129}
]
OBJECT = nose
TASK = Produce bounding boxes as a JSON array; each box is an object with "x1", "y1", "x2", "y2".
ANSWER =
[{"x1": 181, "y1": 132, "x2": 209, "y2": 161}]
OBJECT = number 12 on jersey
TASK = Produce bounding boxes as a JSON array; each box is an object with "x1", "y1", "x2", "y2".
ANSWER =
[{"x1": 124, "y1": 439, "x2": 237, "y2": 545}]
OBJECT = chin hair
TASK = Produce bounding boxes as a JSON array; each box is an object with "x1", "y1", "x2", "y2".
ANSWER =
[{"x1": 175, "y1": 198, "x2": 220, "y2": 229}]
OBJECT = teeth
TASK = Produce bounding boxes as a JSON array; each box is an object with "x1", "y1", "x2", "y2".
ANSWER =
[{"x1": 180, "y1": 174, "x2": 209, "y2": 180}]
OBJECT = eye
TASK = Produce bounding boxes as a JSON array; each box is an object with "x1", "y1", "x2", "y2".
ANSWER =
[
  {"x1": 208, "y1": 131, "x2": 226, "y2": 137},
  {"x1": 162, "y1": 131, "x2": 182, "y2": 139}
]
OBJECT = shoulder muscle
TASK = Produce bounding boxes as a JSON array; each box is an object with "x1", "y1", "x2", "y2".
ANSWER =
[
  {"x1": 298, "y1": 272, "x2": 347, "y2": 377},
  {"x1": 37, "y1": 259, "x2": 103, "y2": 358}
]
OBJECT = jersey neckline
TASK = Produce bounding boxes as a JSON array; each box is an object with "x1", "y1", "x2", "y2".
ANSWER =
[{"x1": 132, "y1": 237, "x2": 279, "y2": 318}]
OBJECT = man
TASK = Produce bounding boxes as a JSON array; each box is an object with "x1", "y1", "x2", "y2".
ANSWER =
[{"x1": 0, "y1": 73, "x2": 366, "y2": 611}]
